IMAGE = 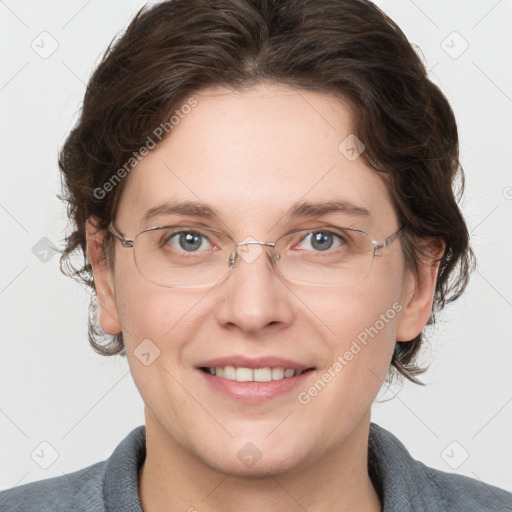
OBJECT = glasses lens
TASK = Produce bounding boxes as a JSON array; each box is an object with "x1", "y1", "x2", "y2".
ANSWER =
[
  {"x1": 133, "y1": 226, "x2": 232, "y2": 288},
  {"x1": 131, "y1": 225, "x2": 375, "y2": 288},
  {"x1": 274, "y1": 227, "x2": 374, "y2": 286}
]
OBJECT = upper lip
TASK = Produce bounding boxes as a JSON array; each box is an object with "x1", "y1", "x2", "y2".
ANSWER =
[{"x1": 196, "y1": 356, "x2": 314, "y2": 371}]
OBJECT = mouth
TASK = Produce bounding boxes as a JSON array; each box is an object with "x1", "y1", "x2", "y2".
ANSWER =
[
  {"x1": 196, "y1": 357, "x2": 315, "y2": 402},
  {"x1": 199, "y1": 366, "x2": 312, "y2": 382}
]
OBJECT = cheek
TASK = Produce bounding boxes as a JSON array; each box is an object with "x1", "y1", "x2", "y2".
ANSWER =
[
  {"x1": 313, "y1": 261, "x2": 404, "y2": 350},
  {"x1": 111, "y1": 251, "x2": 211, "y2": 361},
  {"x1": 112, "y1": 273, "x2": 209, "y2": 426},
  {"x1": 115, "y1": 283, "x2": 206, "y2": 347},
  {"x1": 293, "y1": 296, "x2": 399, "y2": 441},
  {"x1": 321, "y1": 289, "x2": 400, "y2": 381},
  {"x1": 308, "y1": 257, "x2": 406, "y2": 397}
]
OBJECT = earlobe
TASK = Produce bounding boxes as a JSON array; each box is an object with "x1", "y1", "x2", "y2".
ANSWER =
[
  {"x1": 86, "y1": 219, "x2": 122, "y2": 335},
  {"x1": 395, "y1": 242, "x2": 444, "y2": 342}
]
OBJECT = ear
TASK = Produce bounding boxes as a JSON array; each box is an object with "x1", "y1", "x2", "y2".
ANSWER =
[
  {"x1": 396, "y1": 240, "x2": 444, "y2": 342},
  {"x1": 86, "y1": 218, "x2": 122, "y2": 335}
]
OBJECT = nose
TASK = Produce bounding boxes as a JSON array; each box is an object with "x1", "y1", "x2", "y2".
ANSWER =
[{"x1": 213, "y1": 242, "x2": 294, "y2": 334}]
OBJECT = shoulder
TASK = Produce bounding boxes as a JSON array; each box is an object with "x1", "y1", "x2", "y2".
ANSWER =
[
  {"x1": 0, "y1": 461, "x2": 106, "y2": 512},
  {"x1": 369, "y1": 423, "x2": 512, "y2": 511},
  {"x1": 421, "y1": 461, "x2": 512, "y2": 511},
  {"x1": 0, "y1": 425, "x2": 146, "y2": 512}
]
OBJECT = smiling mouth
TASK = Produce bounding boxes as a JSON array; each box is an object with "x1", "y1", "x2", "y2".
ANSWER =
[{"x1": 199, "y1": 366, "x2": 314, "y2": 382}]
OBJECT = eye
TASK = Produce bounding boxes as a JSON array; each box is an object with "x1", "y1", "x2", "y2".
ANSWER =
[
  {"x1": 163, "y1": 230, "x2": 213, "y2": 253},
  {"x1": 298, "y1": 230, "x2": 346, "y2": 252}
]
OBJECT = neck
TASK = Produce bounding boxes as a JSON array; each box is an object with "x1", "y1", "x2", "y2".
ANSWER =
[{"x1": 138, "y1": 412, "x2": 381, "y2": 512}]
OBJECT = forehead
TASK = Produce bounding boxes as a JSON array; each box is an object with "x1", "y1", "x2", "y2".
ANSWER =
[{"x1": 116, "y1": 83, "x2": 397, "y2": 235}]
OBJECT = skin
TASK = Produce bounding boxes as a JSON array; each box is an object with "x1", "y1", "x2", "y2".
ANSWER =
[{"x1": 86, "y1": 83, "x2": 440, "y2": 512}]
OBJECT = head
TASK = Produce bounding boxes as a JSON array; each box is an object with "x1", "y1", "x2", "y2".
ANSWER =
[{"x1": 59, "y1": 0, "x2": 473, "y2": 475}]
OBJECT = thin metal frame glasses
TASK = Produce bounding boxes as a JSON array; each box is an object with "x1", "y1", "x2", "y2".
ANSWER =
[{"x1": 108, "y1": 222, "x2": 407, "y2": 289}]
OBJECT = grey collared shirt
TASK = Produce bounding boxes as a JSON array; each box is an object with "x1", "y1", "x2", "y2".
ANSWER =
[{"x1": 1, "y1": 423, "x2": 511, "y2": 511}]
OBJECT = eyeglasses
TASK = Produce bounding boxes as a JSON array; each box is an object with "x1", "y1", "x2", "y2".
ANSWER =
[{"x1": 108, "y1": 222, "x2": 407, "y2": 289}]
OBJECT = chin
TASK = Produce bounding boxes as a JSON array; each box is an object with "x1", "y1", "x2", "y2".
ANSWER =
[
  {"x1": 196, "y1": 436, "x2": 313, "y2": 478},
  {"x1": 208, "y1": 452, "x2": 304, "y2": 478}
]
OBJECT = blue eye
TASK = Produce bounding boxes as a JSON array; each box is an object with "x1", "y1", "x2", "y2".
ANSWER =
[
  {"x1": 300, "y1": 231, "x2": 345, "y2": 251},
  {"x1": 166, "y1": 231, "x2": 211, "y2": 252}
]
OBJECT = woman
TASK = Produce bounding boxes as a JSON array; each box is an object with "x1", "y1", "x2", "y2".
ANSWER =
[{"x1": 1, "y1": 0, "x2": 510, "y2": 510}]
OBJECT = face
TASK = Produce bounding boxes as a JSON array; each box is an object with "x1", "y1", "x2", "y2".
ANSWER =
[{"x1": 93, "y1": 83, "x2": 424, "y2": 477}]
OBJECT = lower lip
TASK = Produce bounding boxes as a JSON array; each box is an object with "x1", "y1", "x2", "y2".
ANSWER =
[{"x1": 198, "y1": 369, "x2": 313, "y2": 403}]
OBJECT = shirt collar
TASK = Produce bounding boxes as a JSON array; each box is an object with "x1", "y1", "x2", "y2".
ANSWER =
[
  {"x1": 104, "y1": 425, "x2": 145, "y2": 512},
  {"x1": 368, "y1": 423, "x2": 446, "y2": 511}
]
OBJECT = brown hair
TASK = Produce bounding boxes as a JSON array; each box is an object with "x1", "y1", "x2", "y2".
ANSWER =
[{"x1": 58, "y1": 0, "x2": 474, "y2": 383}]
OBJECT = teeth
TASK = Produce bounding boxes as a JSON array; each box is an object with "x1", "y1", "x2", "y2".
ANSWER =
[
  {"x1": 223, "y1": 365, "x2": 236, "y2": 380},
  {"x1": 236, "y1": 367, "x2": 253, "y2": 382},
  {"x1": 271, "y1": 367, "x2": 284, "y2": 380},
  {"x1": 254, "y1": 368, "x2": 272, "y2": 382},
  {"x1": 206, "y1": 366, "x2": 302, "y2": 382}
]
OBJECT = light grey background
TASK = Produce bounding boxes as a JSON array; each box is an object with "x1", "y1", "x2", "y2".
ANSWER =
[{"x1": 1, "y1": 0, "x2": 511, "y2": 493}]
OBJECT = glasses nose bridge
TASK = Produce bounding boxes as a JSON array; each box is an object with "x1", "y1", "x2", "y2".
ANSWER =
[{"x1": 228, "y1": 239, "x2": 277, "y2": 268}]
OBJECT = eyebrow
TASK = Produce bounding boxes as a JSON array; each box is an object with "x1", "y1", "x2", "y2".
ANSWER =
[
  {"x1": 141, "y1": 198, "x2": 371, "y2": 225},
  {"x1": 142, "y1": 201, "x2": 221, "y2": 225},
  {"x1": 287, "y1": 199, "x2": 370, "y2": 220}
]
